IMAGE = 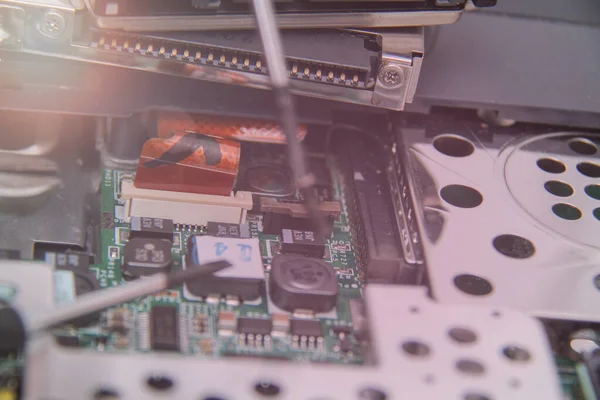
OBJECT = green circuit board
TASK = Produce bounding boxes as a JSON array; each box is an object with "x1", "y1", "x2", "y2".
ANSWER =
[{"x1": 78, "y1": 160, "x2": 364, "y2": 363}]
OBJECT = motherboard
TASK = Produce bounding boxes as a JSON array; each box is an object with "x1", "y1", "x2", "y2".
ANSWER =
[{"x1": 52, "y1": 158, "x2": 365, "y2": 364}]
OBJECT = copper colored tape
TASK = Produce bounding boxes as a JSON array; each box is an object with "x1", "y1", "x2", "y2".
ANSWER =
[
  {"x1": 134, "y1": 132, "x2": 240, "y2": 196},
  {"x1": 156, "y1": 110, "x2": 307, "y2": 144}
]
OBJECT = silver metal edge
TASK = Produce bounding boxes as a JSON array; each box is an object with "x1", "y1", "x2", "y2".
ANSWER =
[{"x1": 90, "y1": 10, "x2": 462, "y2": 32}]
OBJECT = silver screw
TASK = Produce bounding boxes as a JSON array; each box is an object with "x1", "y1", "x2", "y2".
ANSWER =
[
  {"x1": 378, "y1": 64, "x2": 405, "y2": 88},
  {"x1": 40, "y1": 11, "x2": 66, "y2": 38}
]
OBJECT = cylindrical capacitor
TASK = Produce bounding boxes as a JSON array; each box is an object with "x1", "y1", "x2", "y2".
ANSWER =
[
  {"x1": 134, "y1": 131, "x2": 240, "y2": 196},
  {"x1": 155, "y1": 110, "x2": 307, "y2": 144}
]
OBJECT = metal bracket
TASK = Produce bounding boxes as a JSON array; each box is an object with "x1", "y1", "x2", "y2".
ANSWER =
[
  {"x1": 397, "y1": 128, "x2": 600, "y2": 322},
  {"x1": 23, "y1": 284, "x2": 562, "y2": 399},
  {"x1": 372, "y1": 28, "x2": 424, "y2": 110}
]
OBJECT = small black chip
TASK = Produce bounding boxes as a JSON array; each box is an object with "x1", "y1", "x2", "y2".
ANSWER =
[
  {"x1": 150, "y1": 305, "x2": 180, "y2": 351},
  {"x1": 280, "y1": 229, "x2": 325, "y2": 258},
  {"x1": 237, "y1": 317, "x2": 273, "y2": 335},
  {"x1": 123, "y1": 237, "x2": 172, "y2": 277},
  {"x1": 290, "y1": 319, "x2": 323, "y2": 337},
  {"x1": 206, "y1": 222, "x2": 250, "y2": 238},
  {"x1": 130, "y1": 217, "x2": 174, "y2": 240}
]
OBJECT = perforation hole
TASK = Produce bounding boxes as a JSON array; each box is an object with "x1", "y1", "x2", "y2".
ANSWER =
[
  {"x1": 577, "y1": 162, "x2": 600, "y2": 178},
  {"x1": 464, "y1": 393, "x2": 492, "y2": 400},
  {"x1": 492, "y1": 234, "x2": 535, "y2": 259},
  {"x1": 401, "y1": 340, "x2": 430, "y2": 357},
  {"x1": 454, "y1": 274, "x2": 493, "y2": 296},
  {"x1": 254, "y1": 381, "x2": 281, "y2": 397},
  {"x1": 537, "y1": 158, "x2": 565, "y2": 174},
  {"x1": 93, "y1": 389, "x2": 121, "y2": 400},
  {"x1": 448, "y1": 328, "x2": 477, "y2": 344},
  {"x1": 502, "y1": 346, "x2": 531, "y2": 362},
  {"x1": 146, "y1": 375, "x2": 174, "y2": 391},
  {"x1": 433, "y1": 135, "x2": 475, "y2": 158},
  {"x1": 585, "y1": 185, "x2": 600, "y2": 200},
  {"x1": 440, "y1": 185, "x2": 483, "y2": 209},
  {"x1": 456, "y1": 359, "x2": 486, "y2": 375},
  {"x1": 544, "y1": 181, "x2": 573, "y2": 197},
  {"x1": 569, "y1": 138, "x2": 598, "y2": 155},
  {"x1": 552, "y1": 203, "x2": 582, "y2": 221},
  {"x1": 358, "y1": 388, "x2": 388, "y2": 400}
]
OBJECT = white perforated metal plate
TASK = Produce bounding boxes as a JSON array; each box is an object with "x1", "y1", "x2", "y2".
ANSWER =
[
  {"x1": 397, "y1": 129, "x2": 600, "y2": 322},
  {"x1": 24, "y1": 285, "x2": 562, "y2": 400}
]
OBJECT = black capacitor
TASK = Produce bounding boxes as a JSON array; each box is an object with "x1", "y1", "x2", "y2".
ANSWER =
[
  {"x1": 130, "y1": 216, "x2": 174, "y2": 240},
  {"x1": 123, "y1": 237, "x2": 172, "y2": 277},
  {"x1": 280, "y1": 229, "x2": 325, "y2": 258},
  {"x1": 269, "y1": 255, "x2": 338, "y2": 313}
]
